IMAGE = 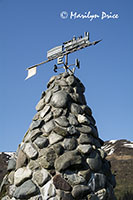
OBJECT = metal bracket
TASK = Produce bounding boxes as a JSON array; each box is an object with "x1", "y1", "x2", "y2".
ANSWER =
[{"x1": 53, "y1": 57, "x2": 80, "y2": 73}]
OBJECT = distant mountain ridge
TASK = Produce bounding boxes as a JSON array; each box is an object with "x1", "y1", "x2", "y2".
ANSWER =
[
  {"x1": 102, "y1": 139, "x2": 133, "y2": 156},
  {"x1": 0, "y1": 140, "x2": 133, "y2": 199},
  {"x1": 102, "y1": 139, "x2": 133, "y2": 199}
]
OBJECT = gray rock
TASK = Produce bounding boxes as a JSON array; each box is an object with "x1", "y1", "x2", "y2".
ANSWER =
[
  {"x1": 98, "y1": 148, "x2": 107, "y2": 159},
  {"x1": 78, "y1": 133, "x2": 91, "y2": 144},
  {"x1": 62, "y1": 71, "x2": 69, "y2": 78},
  {"x1": 78, "y1": 94, "x2": 86, "y2": 105},
  {"x1": 24, "y1": 129, "x2": 42, "y2": 142},
  {"x1": 44, "y1": 111, "x2": 53, "y2": 123},
  {"x1": 77, "y1": 124, "x2": 92, "y2": 134},
  {"x1": 14, "y1": 167, "x2": 32, "y2": 186},
  {"x1": 63, "y1": 85, "x2": 74, "y2": 93},
  {"x1": 90, "y1": 125, "x2": 99, "y2": 138},
  {"x1": 29, "y1": 120, "x2": 43, "y2": 131},
  {"x1": 39, "y1": 148, "x2": 56, "y2": 169},
  {"x1": 47, "y1": 76, "x2": 56, "y2": 87},
  {"x1": 16, "y1": 150, "x2": 27, "y2": 169},
  {"x1": 87, "y1": 116, "x2": 96, "y2": 126},
  {"x1": 51, "y1": 90, "x2": 69, "y2": 108},
  {"x1": 28, "y1": 160, "x2": 40, "y2": 171},
  {"x1": 73, "y1": 86, "x2": 79, "y2": 94},
  {"x1": 23, "y1": 143, "x2": 38, "y2": 159},
  {"x1": 77, "y1": 80, "x2": 85, "y2": 93},
  {"x1": 93, "y1": 139, "x2": 101, "y2": 148},
  {"x1": 88, "y1": 173, "x2": 106, "y2": 192},
  {"x1": 45, "y1": 90, "x2": 52, "y2": 104},
  {"x1": 53, "y1": 143, "x2": 64, "y2": 155},
  {"x1": 69, "y1": 93, "x2": 79, "y2": 104},
  {"x1": 70, "y1": 87, "x2": 86, "y2": 104},
  {"x1": 55, "y1": 74, "x2": 62, "y2": 80},
  {"x1": 33, "y1": 168, "x2": 50, "y2": 186},
  {"x1": 63, "y1": 138, "x2": 77, "y2": 150},
  {"x1": 49, "y1": 132, "x2": 63, "y2": 145},
  {"x1": 13, "y1": 180, "x2": 38, "y2": 199},
  {"x1": 95, "y1": 188, "x2": 107, "y2": 200},
  {"x1": 48, "y1": 82, "x2": 55, "y2": 90},
  {"x1": 78, "y1": 144, "x2": 92, "y2": 154},
  {"x1": 87, "y1": 194, "x2": 99, "y2": 200},
  {"x1": 53, "y1": 174, "x2": 72, "y2": 191},
  {"x1": 77, "y1": 114, "x2": 90, "y2": 125},
  {"x1": 34, "y1": 136, "x2": 48, "y2": 148},
  {"x1": 35, "y1": 98, "x2": 45, "y2": 111},
  {"x1": 41, "y1": 91, "x2": 46, "y2": 99},
  {"x1": 9, "y1": 184, "x2": 16, "y2": 197},
  {"x1": 52, "y1": 107, "x2": 63, "y2": 118},
  {"x1": 49, "y1": 197, "x2": 58, "y2": 200},
  {"x1": 78, "y1": 169, "x2": 92, "y2": 181},
  {"x1": 54, "y1": 126, "x2": 68, "y2": 137},
  {"x1": 66, "y1": 75, "x2": 76, "y2": 86},
  {"x1": 30, "y1": 195, "x2": 43, "y2": 200},
  {"x1": 8, "y1": 171, "x2": 15, "y2": 185},
  {"x1": 7, "y1": 158, "x2": 16, "y2": 171},
  {"x1": 55, "y1": 116, "x2": 69, "y2": 127},
  {"x1": 86, "y1": 151, "x2": 102, "y2": 171},
  {"x1": 59, "y1": 79, "x2": 68, "y2": 86},
  {"x1": 78, "y1": 134, "x2": 100, "y2": 148},
  {"x1": 72, "y1": 185, "x2": 90, "y2": 199},
  {"x1": 55, "y1": 150, "x2": 83, "y2": 172},
  {"x1": 70, "y1": 103, "x2": 83, "y2": 115},
  {"x1": 62, "y1": 108, "x2": 68, "y2": 116},
  {"x1": 40, "y1": 105, "x2": 51, "y2": 118},
  {"x1": 63, "y1": 170, "x2": 86, "y2": 186},
  {"x1": 1, "y1": 196, "x2": 10, "y2": 200},
  {"x1": 81, "y1": 105, "x2": 92, "y2": 116},
  {"x1": 33, "y1": 112, "x2": 40, "y2": 121},
  {"x1": 57, "y1": 190, "x2": 74, "y2": 200},
  {"x1": 42, "y1": 120, "x2": 55, "y2": 133},
  {"x1": 52, "y1": 85, "x2": 61, "y2": 93},
  {"x1": 68, "y1": 114, "x2": 78, "y2": 126},
  {"x1": 67, "y1": 126, "x2": 78, "y2": 135},
  {"x1": 41, "y1": 180, "x2": 56, "y2": 200}
]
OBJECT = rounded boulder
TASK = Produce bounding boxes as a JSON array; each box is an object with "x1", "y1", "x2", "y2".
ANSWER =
[{"x1": 51, "y1": 91, "x2": 69, "y2": 108}]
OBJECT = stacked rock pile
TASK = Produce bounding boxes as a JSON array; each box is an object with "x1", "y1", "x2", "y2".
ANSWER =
[{"x1": 0, "y1": 72, "x2": 116, "y2": 200}]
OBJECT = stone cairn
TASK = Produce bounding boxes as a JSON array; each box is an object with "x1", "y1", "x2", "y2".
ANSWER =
[{"x1": 1, "y1": 72, "x2": 116, "y2": 200}]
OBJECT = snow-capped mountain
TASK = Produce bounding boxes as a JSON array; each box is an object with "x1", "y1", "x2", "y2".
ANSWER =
[
  {"x1": 102, "y1": 139, "x2": 133, "y2": 199},
  {"x1": 102, "y1": 139, "x2": 133, "y2": 156}
]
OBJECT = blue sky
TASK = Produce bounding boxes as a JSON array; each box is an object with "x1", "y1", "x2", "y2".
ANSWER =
[{"x1": 0, "y1": 0, "x2": 133, "y2": 151}]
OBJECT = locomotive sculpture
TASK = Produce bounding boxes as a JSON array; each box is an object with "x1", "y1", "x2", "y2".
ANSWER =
[{"x1": 25, "y1": 32, "x2": 101, "y2": 79}]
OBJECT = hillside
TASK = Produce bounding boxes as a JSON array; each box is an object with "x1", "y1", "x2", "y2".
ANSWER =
[
  {"x1": 0, "y1": 140, "x2": 133, "y2": 199},
  {"x1": 0, "y1": 152, "x2": 15, "y2": 187},
  {"x1": 102, "y1": 140, "x2": 133, "y2": 199}
]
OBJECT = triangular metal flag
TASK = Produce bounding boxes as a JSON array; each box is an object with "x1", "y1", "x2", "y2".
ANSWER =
[{"x1": 25, "y1": 67, "x2": 37, "y2": 80}]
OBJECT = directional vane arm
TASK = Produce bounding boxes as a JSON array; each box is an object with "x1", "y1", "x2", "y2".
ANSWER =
[{"x1": 25, "y1": 34, "x2": 101, "y2": 80}]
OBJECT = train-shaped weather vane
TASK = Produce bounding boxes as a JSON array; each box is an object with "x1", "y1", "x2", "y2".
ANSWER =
[{"x1": 25, "y1": 32, "x2": 101, "y2": 80}]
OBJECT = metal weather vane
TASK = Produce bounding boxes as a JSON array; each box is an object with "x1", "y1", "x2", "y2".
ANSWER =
[{"x1": 25, "y1": 32, "x2": 101, "y2": 80}]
